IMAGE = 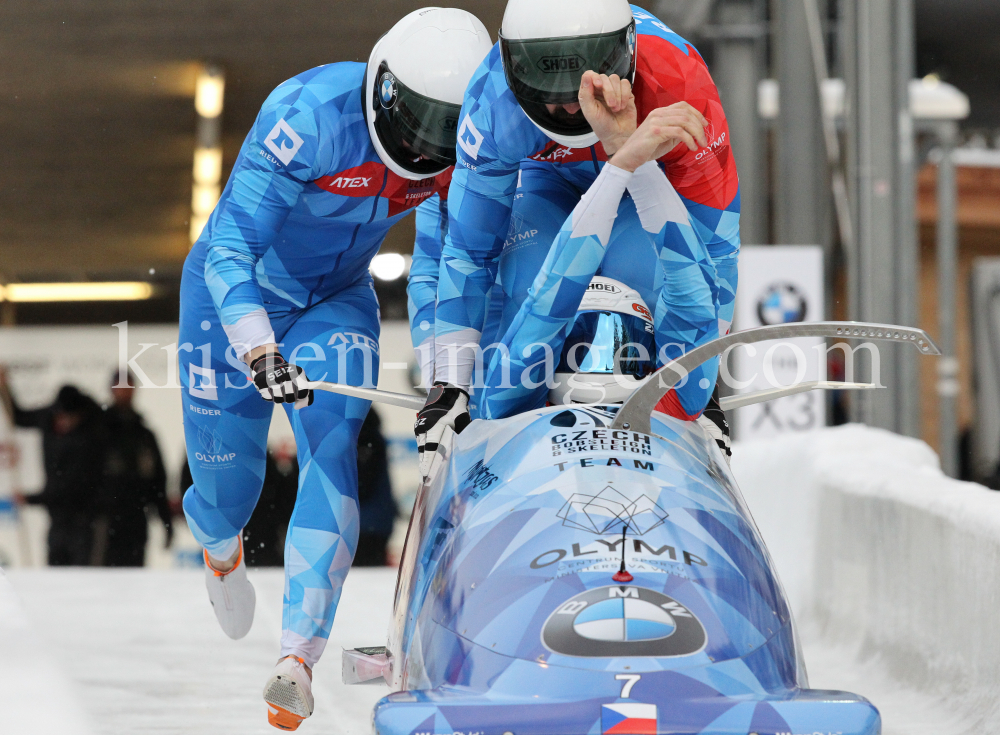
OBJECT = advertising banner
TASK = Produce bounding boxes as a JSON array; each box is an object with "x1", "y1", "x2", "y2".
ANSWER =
[{"x1": 731, "y1": 246, "x2": 825, "y2": 440}]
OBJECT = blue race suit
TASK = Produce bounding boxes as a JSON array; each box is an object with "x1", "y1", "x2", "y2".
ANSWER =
[
  {"x1": 427, "y1": 5, "x2": 741, "y2": 419},
  {"x1": 407, "y1": 193, "x2": 448, "y2": 386},
  {"x1": 479, "y1": 162, "x2": 719, "y2": 419},
  {"x1": 179, "y1": 62, "x2": 450, "y2": 667}
]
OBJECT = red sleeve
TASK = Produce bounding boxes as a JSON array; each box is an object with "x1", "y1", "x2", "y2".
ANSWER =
[
  {"x1": 632, "y1": 35, "x2": 740, "y2": 211},
  {"x1": 434, "y1": 167, "x2": 454, "y2": 203},
  {"x1": 653, "y1": 389, "x2": 703, "y2": 421}
]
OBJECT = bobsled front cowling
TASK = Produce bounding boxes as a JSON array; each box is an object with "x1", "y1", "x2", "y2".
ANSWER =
[
  {"x1": 377, "y1": 406, "x2": 880, "y2": 735},
  {"x1": 396, "y1": 406, "x2": 791, "y2": 680}
]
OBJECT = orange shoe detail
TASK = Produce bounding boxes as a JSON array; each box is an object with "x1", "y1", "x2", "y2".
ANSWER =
[
  {"x1": 267, "y1": 703, "x2": 306, "y2": 731},
  {"x1": 204, "y1": 538, "x2": 244, "y2": 577},
  {"x1": 264, "y1": 655, "x2": 313, "y2": 731}
]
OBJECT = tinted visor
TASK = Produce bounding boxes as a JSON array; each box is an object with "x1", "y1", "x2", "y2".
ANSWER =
[
  {"x1": 372, "y1": 62, "x2": 462, "y2": 175},
  {"x1": 500, "y1": 21, "x2": 636, "y2": 137},
  {"x1": 557, "y1": 309, "x2": 655, "y2": 379}
]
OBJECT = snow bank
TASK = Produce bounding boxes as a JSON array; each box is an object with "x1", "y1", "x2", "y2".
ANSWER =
[
  {"x1": 0, "y1": 568, "x2": 92, "y2": 734},
  {"x1": 733, "y1": 425, "x2": 1000, "y2": 732}
]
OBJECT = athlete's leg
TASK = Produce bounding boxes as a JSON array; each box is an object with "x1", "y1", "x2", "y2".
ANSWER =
[
  {"x1": 274, "y1": 280, "x2": 381, "y2": 667},
  {"x1": 494, "y1": 162, "x2": 583, "y2": 340},
  {"x1": 468, "y1": 277, "x2": 505, "y2": 418},
  {"x1": 179, "y1": 267, "x2": 272, "y2": 560},
  {"x1": 474, "y1": 163, "x2": 584, "y2": 412}
]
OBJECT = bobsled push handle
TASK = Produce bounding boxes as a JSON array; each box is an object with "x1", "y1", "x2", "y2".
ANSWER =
[
  {"x1": 717, "y1": 380, "x2": 878, "y2": 412},
  {"x1": 610, "y1": 321, "x2": 941, "y2": 434},
  {"x1": 309, "y1": 381, "x2": 426, "y2": 411}
]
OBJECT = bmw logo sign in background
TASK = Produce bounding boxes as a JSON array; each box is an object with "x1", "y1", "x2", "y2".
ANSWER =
[
  {"x1": 542, "y1": 586, "x2": 706, "y2": 657},
  {"x1": 379, "y1": 72, "x2": 397, "y2": 110},
  {"x1": 756, "y1": 282, "x2": 808, "y2": 326}
]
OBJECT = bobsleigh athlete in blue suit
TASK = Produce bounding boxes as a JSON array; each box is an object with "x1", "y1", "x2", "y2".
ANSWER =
[
  {"x1": 413, "y1": 0, "x2": 741, "y2": 473},
  {"x1": 478, "y1": 73, "x2": 720, "y2": 422},
  {"x1": 177, "y1": 9, "x2": 492, "y2": 731}
]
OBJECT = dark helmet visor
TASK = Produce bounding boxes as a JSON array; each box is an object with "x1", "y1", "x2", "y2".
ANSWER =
[
  {"x1": 557, "y1": 309, "x2": 655, "y2": 379},
  {"x1": 500, "y1": 21, "x2": 636, "y2": 137},
  {"x1": 372, "y1": 62, "x2": 463, "y2": 175}
]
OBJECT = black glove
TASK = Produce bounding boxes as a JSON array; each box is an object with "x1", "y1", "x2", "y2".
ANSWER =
[
  {"x1": 414, "y1": 383, "x2": 470, "y2": 477},
  {"x1": 250, "y1": 353, "x2": 313, "y2": 407},
  {"x1": 698, "y1": 387, "x2": 731, "y2": 463}
]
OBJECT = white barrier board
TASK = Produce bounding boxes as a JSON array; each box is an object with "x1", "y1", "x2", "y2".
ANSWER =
[
  {"x1": 731, "y1": 245, "x2": 825, "y2": 440},
  {"x1": 733, "y1": 426, "x2": 992, "y2": 732}
]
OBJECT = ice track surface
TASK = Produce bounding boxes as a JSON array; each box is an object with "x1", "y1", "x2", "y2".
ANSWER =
[
  {"x1": 3, "y1": 424, "x2": 989, "y2": 735},
  {"x1": 2, "y1": 568, "x2": 965, "y2": 735},
  {"x1": 4, "y1": 568, "x2": 396, "y2": 735}
]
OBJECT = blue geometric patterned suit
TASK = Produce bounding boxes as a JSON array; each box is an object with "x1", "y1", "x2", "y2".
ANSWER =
[
  {"x1": 429, "y1": 6, "x2": 741, "y2": 396},
  {"x1": 179, "y1": 61, "x2": 449, "y2": 666}
]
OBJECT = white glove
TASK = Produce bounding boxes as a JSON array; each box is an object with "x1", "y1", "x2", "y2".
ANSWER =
[{"x1": 414, "y1": 383, "x2": 470, "y2": 477}]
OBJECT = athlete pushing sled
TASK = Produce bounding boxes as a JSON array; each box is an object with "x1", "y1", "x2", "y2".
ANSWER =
[
  {"x1": 177, "y1": 9, "x2": 491, "y2": 730},
  {"x1": 414, "y1": 0, "x2": 741, "y2": 468}
]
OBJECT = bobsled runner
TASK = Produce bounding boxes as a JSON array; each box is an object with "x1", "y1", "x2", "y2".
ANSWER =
[{"x1": 323, "y1": 322, "x2": 940, "y2": 735}]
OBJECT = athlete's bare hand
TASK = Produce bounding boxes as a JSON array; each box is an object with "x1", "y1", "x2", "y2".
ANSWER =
[
  {"x1": 578, "y1": 71, "x2": 636, "y2": 155},
  {"x1": 609, "y1": 102, "x2": 708, "y2": 172}
]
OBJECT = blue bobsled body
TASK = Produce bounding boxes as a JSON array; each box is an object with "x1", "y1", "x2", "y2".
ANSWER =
[{"x1": 376, "y1": 406, "x2": 879, "y2": 735}]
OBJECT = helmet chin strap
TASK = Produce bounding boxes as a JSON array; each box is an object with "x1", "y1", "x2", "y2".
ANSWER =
[{"x1": 524, "y1": 113, "x2": 599, "y2": 150}]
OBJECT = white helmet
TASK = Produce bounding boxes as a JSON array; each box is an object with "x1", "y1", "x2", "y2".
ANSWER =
[
  {"x1": 500, "y1": 0, "x2": 636, "y2": 149},
  {"x1": 549, "y1": 276, "x2": 656, "y2": 406},
  {"x1": 366, "y1": 8, "x2": 493, "y2": 180}
]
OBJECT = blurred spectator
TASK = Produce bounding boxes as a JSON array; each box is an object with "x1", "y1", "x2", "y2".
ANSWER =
[
  {"x1": 95, "y1": 370, "x2": 172, "y2": 567},
  {"x1": 827, "y1": 349, "x2": 849, "y2": 426},
  {"x1": 0, "y1": 368, "x2": 105, "y2": 566},
  {"x1": 180, "y1": 413, "x2": 396, "y2": 568},
  {"x1": 244, "y1": 440, "x2": 298, "y2": 566},
  {"x1": 354, "y1": 408, "x2": 397, "y2": 567},
  {"x1": 180, "y1": 439, "x2": 297, "y2": 567}
]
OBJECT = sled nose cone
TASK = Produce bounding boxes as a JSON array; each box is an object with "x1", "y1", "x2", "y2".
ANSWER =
[{"x1": 373, "y1": 687, "x2": 880, "y2": 735}]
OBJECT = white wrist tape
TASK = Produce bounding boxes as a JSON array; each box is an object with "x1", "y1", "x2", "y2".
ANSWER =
[
  {"x1": 433, "y1": 328, "x2": 481, "y2": 391},
  {"x1": 627, "y1": 161, "x2": 691, "y2": 232},
  {"x1": 570, "y1": 163, "x2": 633, "y2": 247},
  {"x1": 223, "y1": 308, "x2": 277, "y2": 360}
]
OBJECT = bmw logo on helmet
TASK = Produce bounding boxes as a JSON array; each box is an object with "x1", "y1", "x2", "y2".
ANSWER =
[
  {"x1": 627, "y1": 24, "x2": 637, "y2": 57},
  {"x1": 379, "y1": 71, "x2": 397, "y2": 110},
  {"x1": 542, "y1": 585, "x2": 706, "y2": 657}
]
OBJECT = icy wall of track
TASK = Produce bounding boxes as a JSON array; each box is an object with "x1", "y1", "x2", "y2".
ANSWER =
[{"x1": 733, "y1": 424, "x2": 1000, "y2": 733}]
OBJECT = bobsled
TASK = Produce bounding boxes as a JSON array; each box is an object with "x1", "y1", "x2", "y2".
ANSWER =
[{"x1": 330, "y1": 322, "x2": 941, "y2": 735}]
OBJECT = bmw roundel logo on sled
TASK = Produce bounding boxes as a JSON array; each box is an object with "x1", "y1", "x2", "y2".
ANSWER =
[
  {"x1": 379, "y1": 72, "x2": 397, "y2": 109},
  {"x1": 542, "y1": 586, "x2": 706, "y2": 657}
]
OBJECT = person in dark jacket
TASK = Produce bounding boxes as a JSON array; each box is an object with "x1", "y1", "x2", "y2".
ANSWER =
[
  {"x1": 354, "y1": 408, "x2": 397, "y2": 567},
  {"x1": 0, "y1": 368, "x2": 105, "y2": 566},
  {"x1": 244, "y1": 440, "x2": 298, "y2": 567},
  {"x1": 97, "y1": 370, "x2": 173, "y2": 567}
]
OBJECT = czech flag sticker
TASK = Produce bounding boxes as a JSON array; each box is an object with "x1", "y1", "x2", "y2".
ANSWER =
[{"x1": 601, "y1": 703, "x2": 657, "y2": 735}]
